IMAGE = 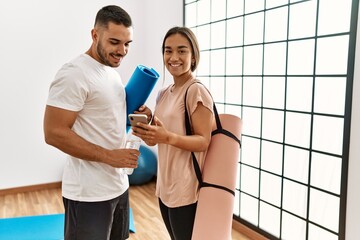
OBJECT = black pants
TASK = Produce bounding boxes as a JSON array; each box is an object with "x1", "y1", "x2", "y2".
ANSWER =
[
  {"x1": 159, "y1": 198, "x2": 197, "y2": 240},
  {"x1": 63, "y1": 190, "x2": 129, "y2": 240}
]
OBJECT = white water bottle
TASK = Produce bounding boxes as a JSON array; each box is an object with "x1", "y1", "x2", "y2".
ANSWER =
[{"x1": 124, "y1": 135, "x2": 141, "y2": 175}]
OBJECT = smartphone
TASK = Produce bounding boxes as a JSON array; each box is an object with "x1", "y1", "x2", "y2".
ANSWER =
[{"x1": 128, "y1": 114, "x2": 148, "y2": 127}]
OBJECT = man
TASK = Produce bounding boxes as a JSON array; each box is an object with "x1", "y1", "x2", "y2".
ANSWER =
[{"x1": 43, "y1": 5, "x2": 150, "y2": 240}]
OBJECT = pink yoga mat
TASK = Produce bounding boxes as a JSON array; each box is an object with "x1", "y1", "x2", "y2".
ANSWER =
[{"x1": 192, "y1": 114, "x2": 242, "y2": 240}]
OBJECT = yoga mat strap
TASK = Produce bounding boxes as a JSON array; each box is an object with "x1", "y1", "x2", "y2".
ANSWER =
[
  {"x1": 201, "y1": 182, "x2": 235, "y2": 196},
  {"x1": 184, "y1": 82, "x2": 240, "y2": 196},
  {"x1": 212, "y1": 128, "x2": 241, "y2": 147}
]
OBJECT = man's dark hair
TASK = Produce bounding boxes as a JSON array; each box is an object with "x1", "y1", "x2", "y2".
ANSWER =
[{"x1": 95, "y1": 5, "x2": 132, "y2": 28}]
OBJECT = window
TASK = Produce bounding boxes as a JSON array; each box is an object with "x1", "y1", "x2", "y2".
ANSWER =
[{"x1": 184, "y1": 0, "x2": 358, "y2": 239}]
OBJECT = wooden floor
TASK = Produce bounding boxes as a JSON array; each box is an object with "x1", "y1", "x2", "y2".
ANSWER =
[{"x1": 0, "y1": 180, "x2": 250, "y2": 240}]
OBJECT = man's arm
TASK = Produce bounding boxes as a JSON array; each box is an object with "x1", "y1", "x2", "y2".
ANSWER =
[{"x1": 43, "y1": 105, "x2": 139, "y2": 168}]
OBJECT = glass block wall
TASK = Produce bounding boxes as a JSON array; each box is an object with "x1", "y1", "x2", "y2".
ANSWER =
[{"x1": 184, "y1": 0, "x2": 358, "y2": 239}]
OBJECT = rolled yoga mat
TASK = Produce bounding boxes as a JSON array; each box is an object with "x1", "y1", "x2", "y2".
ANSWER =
[
  {"x1": 125, "y1": 65, "x2": 160, "y2": 132},
  {"x1": 192, "y1": 114, "x2": 242, "y2": 240}
]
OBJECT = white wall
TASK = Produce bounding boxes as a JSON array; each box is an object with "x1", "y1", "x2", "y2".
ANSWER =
[
  {"x1": 345, "y1": 2, "x2": 360, "y2": 239},
  {"x1": 0, "y1": 0, "x2": 182, "y2": 189}
]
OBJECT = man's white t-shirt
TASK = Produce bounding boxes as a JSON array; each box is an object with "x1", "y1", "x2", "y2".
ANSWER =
[{"x1": 47, "y1": 54, "x2": 128, "y2": 202}]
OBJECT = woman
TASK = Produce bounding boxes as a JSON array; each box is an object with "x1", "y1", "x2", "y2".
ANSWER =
[{"x1": 133, "y1": 26, "x2": 214, "y2": 240}]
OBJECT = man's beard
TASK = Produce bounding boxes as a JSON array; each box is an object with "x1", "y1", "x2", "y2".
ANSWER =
[{"x1": 96, "y1": 42, "x2": 119, "y2": 67}]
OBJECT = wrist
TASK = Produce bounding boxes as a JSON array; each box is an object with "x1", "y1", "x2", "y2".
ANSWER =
[{"x1": 166, "y1": 132, "x2": 176, "y2": 146}]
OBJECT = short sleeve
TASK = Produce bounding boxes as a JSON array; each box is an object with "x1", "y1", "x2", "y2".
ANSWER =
[
  {"x1": 186, "y1": 83, "x2": 214, "y2": 117},
  {"x1": 46, "y1": 63, "x2": 88, "y2": 111}
]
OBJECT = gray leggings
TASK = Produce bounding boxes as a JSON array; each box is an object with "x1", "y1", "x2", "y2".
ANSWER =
[
  {"x1": 159, "y1": 198, "x2": 197, "y2": 240},
  {"x1": 63, "y1": 190, "x2": 129, "y2": 240}
]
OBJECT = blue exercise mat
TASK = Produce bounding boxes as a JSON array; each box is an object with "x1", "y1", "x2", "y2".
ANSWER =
[
  {"x1": 125, "y1": 65, "x2": 159, "y2": 132},
  {"x1": 0, "y1": 214, "x2": 64, "y2": 240},
  {"x1": 129, "y1": 207, "x2": 136, "y2": 233},
  {"x1": 0, "y1": 209, "x2": 136, "y2": 239}
]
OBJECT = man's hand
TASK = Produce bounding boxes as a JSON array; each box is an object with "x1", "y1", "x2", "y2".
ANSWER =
[
  {"x1": 134, "y1": 105, "x2": 153, "y2": 123},
  {"x1": 105, "y1": 149, "x2": 140, "y2": 168}
]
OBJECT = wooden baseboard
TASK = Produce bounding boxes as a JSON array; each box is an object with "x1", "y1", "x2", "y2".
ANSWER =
[
  {"x1": 0, "y1": 182, "x2": 61, "y2": 196},
  {"x1": 232, "y1": 218, "x2": 269, "y2": 240}
]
